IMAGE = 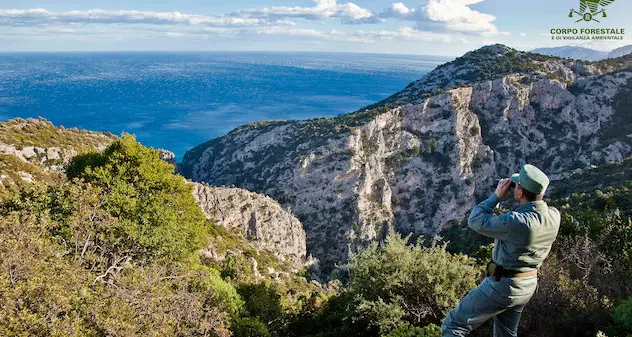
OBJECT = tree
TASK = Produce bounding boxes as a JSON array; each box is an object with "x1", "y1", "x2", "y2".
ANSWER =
[
  {"x1": 231, "y1": 317, "x2": 271, "y2": 337},
  {"x1": 65, "y1": 134, "x2": 208, "y2": 264}
]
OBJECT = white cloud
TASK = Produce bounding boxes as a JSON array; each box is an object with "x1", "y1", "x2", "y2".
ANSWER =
[
  {"x1": 0, "y1": 8, "x2": 291, "y2": 27},
  {"x1": 0, "y1": 1, "x2": 507, "y2": 51},
  {"x1": 0, "y1": 3, "x2": 387, "y2": 44},
  {"x1": 230, "y1": 0, "x2": 383, "y2": 24},
  {"x1": 380, "y1": 2, "x2": 417, "y2": 19},
  {"x1": 0, "y1": 1, "x2": 383, "y2": 29},
  {"x1": 378, "y1": 0, "x2": 500, "y2": 36},
  {"x1": 424, "y1": 0, "x2": 497, "y2": 34}
]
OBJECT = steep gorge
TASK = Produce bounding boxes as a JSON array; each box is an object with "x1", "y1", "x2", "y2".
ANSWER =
[{"x1": 181, "y1": 44, "x2": 632, "y2": 272}]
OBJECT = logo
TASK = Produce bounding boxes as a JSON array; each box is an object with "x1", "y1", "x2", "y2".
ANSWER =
[
  {"x1": 568, "y1": 0, "x2": 616, "y2": 23},
  {"x1": 548, "y1": 0, "x2": 624, "y2": 41}
]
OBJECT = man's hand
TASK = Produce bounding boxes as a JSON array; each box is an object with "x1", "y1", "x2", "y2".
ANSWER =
[{"x1": 494, "y1": 178, "x2": 512, "y2": 200}]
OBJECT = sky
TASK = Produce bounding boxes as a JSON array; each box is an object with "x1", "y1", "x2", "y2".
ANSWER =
[{"x1": 1, "y1": 0, "x2": 631, "y2": 56}]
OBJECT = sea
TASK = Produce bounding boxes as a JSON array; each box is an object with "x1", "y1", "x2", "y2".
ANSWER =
[{"x1": 0, "y1": 52, "x2": 450, "y2": 160}]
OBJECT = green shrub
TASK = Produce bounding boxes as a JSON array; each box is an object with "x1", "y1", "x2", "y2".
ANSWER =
[
  {"x1": 188, "y1": 264, "x2": 245, "y2": 317},
  {"x1": 345, "y1": 233, "x2": 480, "y2": 332},
  {"x1": 221, "y1": 254, "x2": 256, "y2": 283},
  {"x1": 0, "y1": 195, "x2": 232, "y2": 337},
  {"x1": 65, "y1": 134, "x2": 207, "y2": 263},
  {"x1": 238, "y1": 283, "x2": 283, "y2": 324},
  {"x1": 231, "y1": 317, "x2": 271, "y2": 337},
  {"x1": 520, "y1": 256, "x2": 612, "y2": 337},
  {"x1": 611, "y1": 297, "x2": 632, "y2": 336},
  {"x1": 383, "y1": 322, "x2": 441, "y2": 337}
]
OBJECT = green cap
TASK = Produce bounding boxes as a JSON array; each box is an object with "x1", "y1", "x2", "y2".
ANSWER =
[{"x1": 510, "y1": 164, "x2": 550, "y2": 195}]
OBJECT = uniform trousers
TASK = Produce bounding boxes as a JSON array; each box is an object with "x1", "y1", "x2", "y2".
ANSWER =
[{"x1": 441, "y1": 275, "x2": 538, "y2": 337}]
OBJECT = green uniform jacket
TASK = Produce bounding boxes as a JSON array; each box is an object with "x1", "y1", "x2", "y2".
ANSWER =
[{"x1": 468, "y1": 194, "x2": 561, "y2": 272}]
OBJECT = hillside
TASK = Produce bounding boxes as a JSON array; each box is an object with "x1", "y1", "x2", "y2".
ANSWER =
[
  {"x1": 2, "y1": 45, "x2": 632, "y2": 337},
  {"x1": 0, "y1": 117, "x2": 307, "y2": 264},
  {"x1": 0, "y1": 117, "x2": 117, "y2": 196},
  {"x1": 181, "y1": 44, "x2": 632, "y2": 273}
]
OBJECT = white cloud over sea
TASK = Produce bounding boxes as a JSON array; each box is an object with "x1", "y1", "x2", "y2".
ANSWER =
[
  {"x1": 0, "y1": 0, "x2": 505, "y2": 49},
  {"x1": 5, "y1": 0, "x2": 628, "y2": 54}
]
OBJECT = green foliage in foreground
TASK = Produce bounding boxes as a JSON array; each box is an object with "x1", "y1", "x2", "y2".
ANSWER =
[
  {"x1": 3, "y1": 131, "x2": 632, "y2": 337},
  {"x1": 231, "y1": 317, "x2": 272, "y2": 337},
  {"x1": 0, "y1": 135, "x2": 240, "y2": 336},
  {"x1": 382, "y1": 323, "x2": 441, "y2": 337},
  {"x1": 346, "y1": 234, "x2": 481, "y2": 330},
  {"x1": 611, "y1": 297, "x2": 632, "y2": 336},
  {"x1": 1, "y1": 135, "x2": 338, "y2": 337},
  {"x1": 66, "y1": 134, "x2": 208, "y2": 263},
  {"x1": 0, "y1": 183, "x2": 236, "y2": 336},
  {"x1": 288, "y1": 234, "x2": 480, "y2": 337}
]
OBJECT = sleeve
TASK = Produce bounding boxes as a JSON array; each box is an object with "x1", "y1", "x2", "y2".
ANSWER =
[{"x1": 467, "y1": 194, "x2": 514, "y2": 239}]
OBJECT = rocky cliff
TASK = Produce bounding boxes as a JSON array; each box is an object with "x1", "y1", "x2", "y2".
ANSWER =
[
  {"x1": 0, "y1": 118, "x2": 308, "y2": 267},
  {"x1": 0, "y1": 117, "x2": 117, "y2": 169},
  {"x1": 181, "y1": 44, "x2": 632, "y2": 272},
  {"x1": 0, "y1": 117, "x2": 117, "y2": 194},
  {"x1": 192, "y1": 182, "x2": 306, "y2": 264}
]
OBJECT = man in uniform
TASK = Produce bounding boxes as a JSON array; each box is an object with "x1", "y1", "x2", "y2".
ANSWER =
[{"x1": 441, "y1": 164, "x2": 561, "y2": 337}]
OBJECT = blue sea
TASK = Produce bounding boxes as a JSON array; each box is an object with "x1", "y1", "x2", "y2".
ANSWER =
[{"x1": 0, "y1": 52, "x2": 450, "y2": 160}]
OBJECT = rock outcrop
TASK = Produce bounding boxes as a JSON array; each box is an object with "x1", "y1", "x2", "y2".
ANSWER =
[
  {"x1": 180, "y1": 45, "x2": 632, "y2": 272},
  {"x1": 0, "y1": 118, "x2": 117, "y2": 192},
  {"x1": 158, "y1": 149, "x2": 177, "y2": 166},
  {"x1": 192, "y1": 182, "x2": 306, "y2": 264},
  {"x1": 0, "y1": 117, "x2": 116, "y2": 171}
]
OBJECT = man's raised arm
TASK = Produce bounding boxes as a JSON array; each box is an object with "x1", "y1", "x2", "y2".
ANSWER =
[{"x1": 467, "y1": 178, "x2": 514, "y2": 239}]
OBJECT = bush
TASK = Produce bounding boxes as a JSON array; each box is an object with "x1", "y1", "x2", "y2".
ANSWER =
[
  {"x1": 520, "y1": 255, "x2": 612, "y2": 337},
  {"x1": 188, "y1": 265, "x2": 245, "y2": 317},
  {"x1": 65, "y1": 134, "x2": 208, "y2": 263},
  {"x1": 344, "y1": 233, "x2": 481, "y2": 334},
  {"x1": 610, "y1": 297, "x2": 632, "y2": 336},
  {"x1": 231, "y1": 317, "x2": 271, "y2": 337},
  {"x1": 238, "y1": 283, "x2": 283, "y2": 324},
  {"x1": 0, "y1": 194, "x2": 233, "y2": 337},
  {"x1": 383, "y1": 322, "x2": 441, "y2": 337}
]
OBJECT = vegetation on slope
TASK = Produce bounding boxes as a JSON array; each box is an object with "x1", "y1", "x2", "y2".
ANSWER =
[
  {"x1": 0, "y1": 153, "x2": 59, "y2": 197},
  {"x1": 3, "y1": 128, "x2": 632, "y2": 336},
  {"x1": 0, "y1": 117, "x2": 116, "y2": 151},
  {"x1": 0, "y1": 136, "x2": 235, "y2": 336},
  {"x1": 0, "y1": 135, "x2": 334, "y2": 337},
  {"x1": 549, "y1": 156, "x2": 632, "y2": 198}
]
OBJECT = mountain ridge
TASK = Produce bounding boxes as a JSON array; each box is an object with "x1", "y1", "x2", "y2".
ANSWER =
[
  {"x1": 532, "y1": 45, "x2": 632, "y2": 61},
  {"x1": 181, "y1": 43, "x2": 632, "y2": 273}
]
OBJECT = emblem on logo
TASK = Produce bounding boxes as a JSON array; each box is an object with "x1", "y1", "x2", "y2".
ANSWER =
[{"x1": 568, "y1": 0, "x2": 615, "y2": 22}]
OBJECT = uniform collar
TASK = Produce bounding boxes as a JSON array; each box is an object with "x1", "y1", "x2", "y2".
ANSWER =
[{"x1": 516, "y1": 200, "x2": 547, "y2": 212}]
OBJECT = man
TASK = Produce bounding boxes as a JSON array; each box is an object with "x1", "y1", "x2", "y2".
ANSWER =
[{"x1": 441, "y1": 164, "x2": 561, "y2": 337}]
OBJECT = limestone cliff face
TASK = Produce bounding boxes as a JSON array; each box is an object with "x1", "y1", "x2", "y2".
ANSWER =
[
  {"x1": 181, "y1": 45, "x2": 632, "y2": 272},
  {"x1": 192, "y1": 182, "x2": 306, "y2": 264}
]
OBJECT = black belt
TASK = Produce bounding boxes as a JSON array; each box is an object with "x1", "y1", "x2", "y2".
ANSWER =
[{"x1": 487, "y1": 261, "x2": 538, "y2": 281}]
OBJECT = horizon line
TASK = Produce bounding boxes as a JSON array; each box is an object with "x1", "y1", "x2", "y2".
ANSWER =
[{"x1": 0, "y1": 49, "x2": 459, "y2": 58}]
